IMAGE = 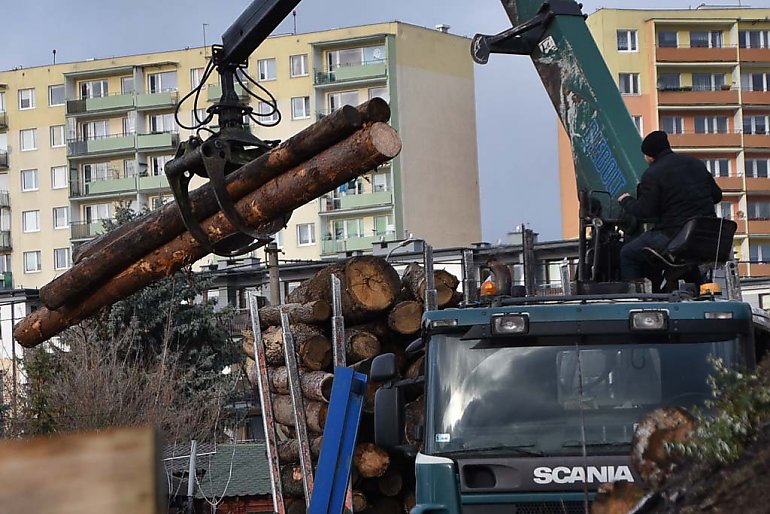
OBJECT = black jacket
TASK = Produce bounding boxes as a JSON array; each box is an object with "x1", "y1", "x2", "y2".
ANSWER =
[{"x1": 620, "y1": 149, "x2": 723, "y2": 236}]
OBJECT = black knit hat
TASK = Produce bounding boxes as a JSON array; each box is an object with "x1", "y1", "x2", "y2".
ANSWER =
[{"x1": 641, "y1": 130, "x2": 671, "y2": 158}]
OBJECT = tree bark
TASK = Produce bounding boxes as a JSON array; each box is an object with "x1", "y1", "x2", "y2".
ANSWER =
[
  {"x1": 270, "y1": 367, "x2": 334, "y2": 403},
  {"x1": 277, "y1": 437, "x2": 324, "y2": 464},
  {"x1": 16, "y1": 122, "x2": 401, "y2": 348},
  {"x1": 353, "y1": 443, "x2": 390, "y2": 478},
  {"x1": 631, "y1": 407, "x2": 695, "y2": 489},
  {"x1": 346, "y1": 329, "x2": 382, "y2": 363},
  {"x1": 404, "y1": 396, "x2": 425, "y2": 447},
  {"x1": 41, "y1": 100, "x2": 391, "y2": 311},
  {"x1": 272, "y1": 394, "x2": 328, "y2": 434},
  {"x1": 404, "y1": 356, "x2": 425, "y2": 380},
  {"x1": 401, "y1": 263, "x2": 459, "y2": 308},
  {"x1": 281, "y1": 464, "x2": 306, "y2": 498},
  {"x1": 590, "y1": 481, "x2": 646, "y2": 514},
  {"x1": 257, "y1": 300, "x2": 331, "y2": 328},
  {"x1": 260, "y1": 324, "x2": 333, "y2": 371},
  {"x1": 387, "y1": 301, "x2": 422, "y2": 335},
  {"x1": 287, "y1": 256, "x2": 401, "y2": 324}
]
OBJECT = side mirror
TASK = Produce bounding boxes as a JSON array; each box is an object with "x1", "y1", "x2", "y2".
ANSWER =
[
  {"x1": 370, "y1": 353, "x2": 398, "y2": 383},
  {"x1": 374, "y1": 386, "x2": 404, "y2": 449}
]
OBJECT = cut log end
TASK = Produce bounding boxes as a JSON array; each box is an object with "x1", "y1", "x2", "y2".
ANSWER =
[
  {"x1": 346, "y1": 257, "x2": 401, "y2": 312},
  {"x1": 387, "y1": 301, "x2": 423, "y2": 335}
]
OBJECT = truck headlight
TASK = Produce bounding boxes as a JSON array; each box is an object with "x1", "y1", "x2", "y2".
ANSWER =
[
  {"x1": 629, "y1": 310, "x2": 668, "y2": 331},
  {"x1": 491, "y1": 314, "x2": 529, "y2": 335}
]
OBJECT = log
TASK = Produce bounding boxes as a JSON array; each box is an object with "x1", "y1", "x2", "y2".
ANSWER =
[
  {"x1": 286, "y1": 498, "x2": 307, "y2": 514},
  {"x1": 377, "y1": 467, "x2": 403, "y2": 497},
  {"x1": 363, "y1": 381, "x2": 379, "y2": 414},
  {"x1": 401, "y1": 263, "x2": 459, "y2": 308},
  {"x1": 387, "y1": 301, "x2": 423, "y2": 335},
  {"x1": 287, "y1": 256, "x2": 401, "y2": 324},
  {"x1": 15, "y1": 122, "x2": 401, "y2": 348},
  {"x1": 277, "y1": 437, "x2": 323, "y2": 464},
  {"x1": 352, "y1": 490, "x2": 368, "y2": 513},
  {"x1": 353, "y1": 443, "x2": 390, "y2": 478},
  {"x1": 347, "y1": 329, "x2": 382, "y2": 363},
  {"x1": 349, "y1": 320, "x2": 391, "y2": 342},
  {"x1": 41, "y1": 99, "x2": 391, "y2": 311},
  {"x1": 371, "y1": 496, "x2": 402, "y2": 514},
  {"x1": 270, "y1": 367, "x2": 334, "y2": 403},
  {"x1": 261, "y1": 324, "x2": 333, "y2": 371},
  {"x1": 404, "y1": 356, "x2": 425, "y2": 380},
  {"x1": 404, "y1": 396, "x2": 425, "y2": 447},
  {"x1": 631, "y1": 407, "x2": 695, "y2": 489},
  {"x1": 281, "y1": 464, "x2": 306, "y2": 498},
  {"x1": 272, "y1": 394, "x2": 328, "y2": 434},
  {"x1": 257, "y1": 300, "x2": 331, "y2": 328},
  {"x1": 402, "y1": 491, "x2": 416, "y2": 513}
]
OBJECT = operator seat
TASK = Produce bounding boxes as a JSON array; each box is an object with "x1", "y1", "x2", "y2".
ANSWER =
[{"x1": 643, "y1": 217, "x2": 737, "y2": 291}]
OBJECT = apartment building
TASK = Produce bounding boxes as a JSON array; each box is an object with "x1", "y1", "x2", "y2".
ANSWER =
[
  {"x1": 0, "y1": 22, "x2": 481, "y2": 289},
  {"x1": 558, "y1": 7, "x2": 770, "y2": 276}
]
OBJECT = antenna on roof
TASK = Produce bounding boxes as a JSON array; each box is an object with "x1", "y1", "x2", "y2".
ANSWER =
[
  {"x1": 52, "y1": 49, "x2": 56, "y2": 65},
  {"x1": 293, "y1": 10, "x2": 297, "y2": 35}
]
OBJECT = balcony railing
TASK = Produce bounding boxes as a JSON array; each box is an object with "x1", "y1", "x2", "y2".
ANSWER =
[
  {"x1": 321, "y1": 233, "x2": 397, "y2": 255},
  {"x1": 0, "y1": 111, "x2": 7, "y2": 130},
  {"x1": 67, "y1": 133, "x2": 136, "y2": 157},
  {"x1": 319, "y1": 191, "x2": 393, "y2": 213},
  {"x1": 658, "y1": 88, "x2": 740, "y2": 106},
  {"x1": 136, "y1": 90, "x2": 179, "y2": 109},
  {"x1": 314, "y1": 59, "x2": 388, "y2": 85},
  {"x1": 70, "y1": 221, "x2": 108, "y2": 241},
  {"x1": 668, "y1": 131, "x2": 742, "y2": 148},
  {"x1": 0, "y1": 151, "x2": 7, "y2": 170},
  {"x1": 0, "y1": 231, "x2": 10, "y2": 252},
  {"x1": 0, "y1": 271, "x2": 13, "y2": 289},
  {"x1": 206, "y1": 84, "x2": 249, "y2": 102},
  {"x1": 66, "y1": 92, "x2": 135, "y2": 116},
  {"x1": 656, "y1": 45, "x2": 738, "y2": 63},
  {"x1": 136, "y1": 131, "x2": 179, "y2": 151}
]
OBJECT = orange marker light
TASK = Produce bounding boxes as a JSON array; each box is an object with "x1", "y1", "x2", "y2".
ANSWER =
[{"x1": 480, "y1": 276, "x2": 497, "y2": 297}]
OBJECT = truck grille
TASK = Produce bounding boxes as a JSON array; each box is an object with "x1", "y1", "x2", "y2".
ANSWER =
[{"x1": 463, "y1": 501, "x2": 589, "y2": 514}]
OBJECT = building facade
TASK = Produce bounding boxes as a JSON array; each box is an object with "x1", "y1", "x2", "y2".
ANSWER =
[
  {"x1": 0, "y1": 22, "x2": 481, "y2": 289},
  {"x1": 558, "y1": 7, "x2": 770, "y2": 276}
]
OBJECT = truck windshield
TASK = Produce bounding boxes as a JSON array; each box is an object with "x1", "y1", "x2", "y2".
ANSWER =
[{"x1": 427, "y1": 334, "x2": 747, "y2": 457}]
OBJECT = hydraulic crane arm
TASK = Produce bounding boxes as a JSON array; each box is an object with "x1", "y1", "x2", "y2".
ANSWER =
[{"x1": 474, "y1": 0, "x2": 647, "y2": 220}]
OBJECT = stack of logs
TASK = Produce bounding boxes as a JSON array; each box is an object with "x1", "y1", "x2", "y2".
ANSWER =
[{"x1": 243, "y1": 255, "x2": 461, "y2": 514}]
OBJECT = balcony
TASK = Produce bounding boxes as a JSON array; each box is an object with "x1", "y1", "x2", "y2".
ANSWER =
[
  {"x1": 0, "y1": 111, "x2": 7, "y2": 130},
  {"x1": 0, "y1": 272, "x2": 13, "y2": 289},
  {"x1": 319, "y1": 191, "x2": 393, "y2": 214},
  {"x1": 66, "y1": 93, "x2": 135, "y2": 116},
  {"x1": 321, "y1": 233, "x2": 397, "y2": 255},
  {"x1": 0, "y1": 190, "x2": 9, "y2": 208},
  {"x1": 0, "y1": 151, "x2": 7, "y2": 170},
  {"x1": 314, "y1": 60, "x2": 388, "y2": 86},
  {"x1": 137, "y1": 173, "x2": 169, "y2": 191},
  {"x1": 136, "y1": 131, "x2": 179, "y2": 151},
  {"x1": 746, "y1": 178, "x2": 770, "y2": 192},
  {"x1": 206, "y1": 84, "x2": 249, "y2": 102},
  {"x1": 70, "y1": 175, "x2": 138, "y2": 198},
  {"x1": 71, "y1": 221, "x2": 107, "y2": 241},
  {"x1": 744, "y1": 134, "x2": 770, "y2": 149},
  {"x1": 658, "y1": 88, "x2": 739, "y2": 106},
  {"x1": 67, "y1": 134, "x2": 136, "y2": 158},
  {"x1": 0, "y1": 231, "x2": 10, "y2": 252},
  {"x1": 739, "y1": 48, "x2": 770, "y2": 64},
  {"x1": 668, "y1": 132, "x2": 742, "y2": 149},
  {"x1": 716, "y1": 176, "x2": 744, "y2": 191},
  {"x1": 742, "y1": 91, "x2": 770, "y2": 106},
  {"x1": 656, "y1": 46, "x2": 738, "y2": 63},
  {"x1": 136, "y1": 90, "x2": 179, "y2": 110},
  {"x1": 747, "y1": 262, "x2": 770, "y2": 277},
  {"x1": 748, "y1": 219, "x2": 770, "y2": 234}
]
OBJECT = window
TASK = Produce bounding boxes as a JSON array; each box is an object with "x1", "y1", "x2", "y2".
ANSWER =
[
  {"x1": 258, "y1": 58, "x2": 277, "y2": 81},
  {"x1": 744, "y1": 115, "x2": 769, "y2": 135},
  {"x1": 372, "y1": 172, "x2": 391, "y2": 192},
  {"x1": 121, "y1": 76, "x2": 134, "y2": 94},
  {"x1": 54, "y1": 248, "x2": 71, "y2": 270},
  {"x1": 337, "y1": 177, "x2": 363, "y2": 195},
  {"x1": 147, "y1": 71, "x2": 178, "y2": 93},
  {"x1": 150, "y1": 155, "x2": 174, "y2": 176},
  {"x1": 748, "y1": 200, "x2": 770, "y2": 220},
  {"x1": 297, "y1": 223, "x2": 316, "y2": 246},
  {"x1": 374, "y1": 215, "x2": 394, "y2": 236},
  {"x1": 0, "y1": 91, "x2": 5, "y2": 112},
  {"x1": 82, "y1": 120, "x2": 109, "y2": 140},
  {"x1": 48, "y1": 85, "x2": 65, "y2": 106},
  {"x1": 22, "y1": 210, "x2": 40, "y2": 232},
  {"x1": 751, "y1": 243, "x2": 770, "y2": 263},
  {"x1": 368, "y1": 87, "x2": 390, "y2": 103},
  {"x1": 739, "y1": 30, "x2": 770, "y2": 49},
  {"x1": 151, "y1": 195, "x2": 173, "y2": 210},
  {"x1": 190, "y1": 108, "x2": 209, "y2": 126},
  {"x1": 694, "y1": 116, "x2": 728, "y2": 134},
  {"x1": 148, "y1": 113, "x2": 177, "y2": 133},
  {"x1": 290, "y1": 54, "x2": 308, "y2": 77},
  {"x1": 333, "y1": 218, "x2": 364, "y2": 239},
  {"x1": 657, "y1": 73, "x2": 681, "y2": 91},
  {"x1": 83, "y1": 162, "x2": 112, "y2": 182},
  {"x1": 291, "y1": 96, "x2": 310, "y2": 120},
  {"x1": 21, "y1": 169, "x2": 39, "y2": 191},
  {"x1": 273, "y1": 229, "x2": 284, "y2": 248},
  {"x1": 80, "y1": 79, "x2": 108, "y2": 99},
  {"x1": 51, "y1": 166, "x2": 68, "y2": 189},
  {"x1": 23, "y1": 251, "x2": 41, "y2": 273},
  {"x1": 617, "y1": 30, "x2": 638, "y2": 52},
  {"x1": 256, "y1": 102, "x2": 279, "y2": 123},
  {"x1": 84, "y1": 203, "x2": 113, "y2": 224},
  {"x1": 122, "y1": 116, "x2": 135, "y2": 135},
  {"x1": 716, "y1": 202, "x2": 732, "y2": 220},
  {"x1": 632, "y1": 116, "x2": 643, "y2": 135},
  {"x1": 747, "y1": 158, "x2": 770, "y2": 178},
  {"x1": 124, "y1": 159, "x2": 137, "y2": 177},
  {"x1": 20, "y1": 128, "x2": 37, "y2": 151},
  {"x1": 741, "y1": 72, "x2": 770, "y2": 92},
  {"x1": 328, "y1": 91, "x2": 359, "y2": 112},
  {"x1": 50, "y1": 125, "x2": 65, "y2": 147},
  {"x1": 190, "y1": 68, "x2": 204, "y2": 87},
  {"x1": 658, "y1": 31, "x2": 678, "y2": 48},
  {"x1": 690, "y1": 30, "x2": 722, "y2": 48},
  {"x1": 703, "y1": 159, "x2": 730, "y2": 178},
  {"x1": 661, "y1": 116, "x2": 685, "y2": 135},
  {"x1": 618, "y1": 73, "x2": 640, "y2": 95},
  {"x1": 327, "y1": 45, "x2": 385, "y2": 71},
  {"x1": 18, "y1": 88, "x2": 35, "y2": 109},
  {"x1": 53, "y1": 207, "x2": 69, "y2": 229},
  {"x1": 692, "y1": 73, "x2": 725, "y2": 92}
]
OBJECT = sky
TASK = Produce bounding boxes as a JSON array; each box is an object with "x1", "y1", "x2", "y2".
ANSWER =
[{"x1": 2, "y1": 0, "x2": 769, "y2": 242}]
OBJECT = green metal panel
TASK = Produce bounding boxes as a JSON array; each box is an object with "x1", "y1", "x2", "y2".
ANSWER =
[
  {"x1": 135, "y1": 91, "x2": 178, "y2": 109},
  {"x1": 84, "y1": 94, "x2": 134, "y2": 112},
  {"x1": 321, "y1": 234, "x2": 397, "y2": 255},
  {"x1": 206, "y1": 84, "x2": 247, "y2": 102},
  {"x1": 414, "y1": 461, "x2": 463, "y2": 514},
  {"x1": 87, "y1": 135, "x2": 136, "y2": 154},
  {"x1": 503, "y1": 1, "x2": 646, "y2": 214},
  {"x1": 338, "y1": 191, "x2": 392, "y2": 210},
  {"x1": 138, "y1": 175, "x2": 169, "y2": 191},
  {"x1": 334, "y1": 62, "x2": 387, "y2": 82},
  {"x1": 87, "y1": 177, "x2": 138, "y2": 195},
  {"x1": 136, "y1": 132, "x2": 177, "y2": 150}
]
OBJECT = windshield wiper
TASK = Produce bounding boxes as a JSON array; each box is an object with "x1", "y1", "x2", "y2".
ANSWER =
[
  {"x1": 561, "y1": 441, "x2": 631, "y2": 449},
  {"x1": 438, "y1": 445, "x2": 545, "y2": 457}
]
